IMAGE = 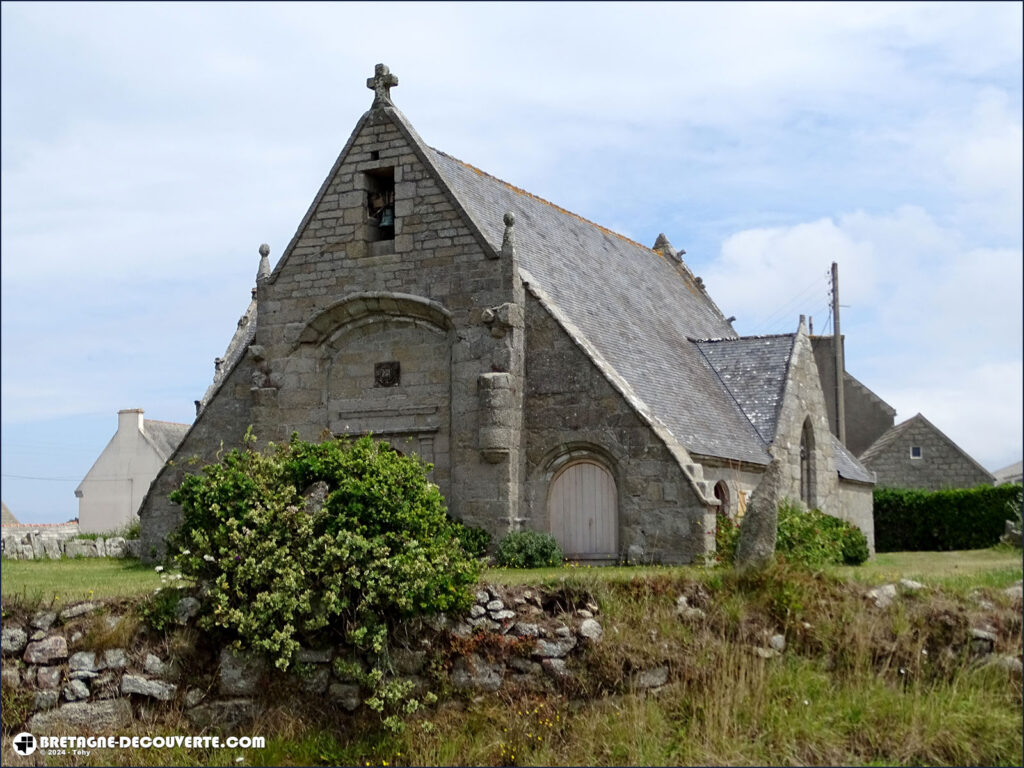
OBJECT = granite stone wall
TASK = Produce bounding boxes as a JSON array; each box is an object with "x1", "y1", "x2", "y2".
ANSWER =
[
  {"x1": 773, "y1": 327, "x2": 841, "y2": 516},
  {"x1": 838, "y1": 480, "x2": 876, "y2": 555},
  {"x1": 140, "y1": 106, "x2": 525, "y2": 554},
  {"x1": 863, "y1": 419, "x2": 995, "y2": 491},
  {"x1": 140, "y1": 360, "x2": 256, "y2": 562},
  {"x1": 522, "y1": 293, "x2": 715, "y2": 565}
]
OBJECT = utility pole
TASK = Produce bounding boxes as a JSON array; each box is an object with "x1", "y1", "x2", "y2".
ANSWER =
[{"x1": 831, "y1": 261, "x2": 846, "y2": 445}]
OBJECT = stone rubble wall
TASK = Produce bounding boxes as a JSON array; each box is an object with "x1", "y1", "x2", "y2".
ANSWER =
[
  {"x1": 3, "y1": 580, "x2": 1021, "y2": 736},
  {"x1": 1, "y1": 528, "x2": 141, "y2": 561},
  {"x1": 0, "y1": 584, "x2": 647, "y2": 734}
]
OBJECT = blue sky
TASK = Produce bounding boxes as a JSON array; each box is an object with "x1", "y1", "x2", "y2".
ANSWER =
[{"x1": 2, "y1": 2, "x2": 1021, "y2": 524}]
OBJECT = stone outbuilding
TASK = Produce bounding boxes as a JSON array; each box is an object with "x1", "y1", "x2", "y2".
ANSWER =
[
  {"x1": 139, "y1": 64, "x2": 875, "y2": 562},
  {"x1": 859, "y1": 413, "x2": 995, "y2": 491}
]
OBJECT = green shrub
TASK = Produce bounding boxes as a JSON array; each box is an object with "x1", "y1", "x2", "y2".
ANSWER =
[
  {"x1": 495, "y1": 530, "x2": 563, "y2": 568},
  {"x1": 450, "y1": 518, "x2": 491, "y2": 559},
  {"x1": 168, "y1": 432, "x2": 479, "y2": 671},
  {"x1": 137, "y1": 587, "x2": 181, "y2": 633},
  {"x1": 714, "y1": 510, "x2": 740, "y2": 565},
  {"x1": 715, "y1": 501, "x2": 869, "y2": 567},
  {"x1": 874, "y1": 485, "x2": 1023, "y2": 552}
]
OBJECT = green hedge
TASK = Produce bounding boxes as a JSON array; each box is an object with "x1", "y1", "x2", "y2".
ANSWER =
[{"x1": 873, "y1": 484, "x2": 1023, "y2": 552}]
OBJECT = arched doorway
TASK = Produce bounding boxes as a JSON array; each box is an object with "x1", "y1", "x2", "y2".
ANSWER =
[{"x1": 547, "y1": 460, "x2": 618, "y2": 560}]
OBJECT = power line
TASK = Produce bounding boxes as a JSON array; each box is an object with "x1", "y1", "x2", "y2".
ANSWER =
[
  {"x1": 758, "y1": 270, "x2": 831, "y2": 331},
  {"x1": 2, "y1": 473, "x2": 80, "y2": 482}
]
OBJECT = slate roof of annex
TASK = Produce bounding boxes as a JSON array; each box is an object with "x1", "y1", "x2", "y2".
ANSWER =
[
  {"x1": 692, "y1": 334, "x2": 873, "y2": 483},
  {"x1": 694, "y1": 335, "x2": 796, "y2": 445},
  {"x1": 429, "y1": 148, "x2": 774, "y2": 466},
  {"x1": 142, "y1": 419, "x2": 191, "y2": 461}
]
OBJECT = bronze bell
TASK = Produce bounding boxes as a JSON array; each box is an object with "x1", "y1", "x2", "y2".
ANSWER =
[{"x1": 379, "y1": 206, "x2": 394, "y2": 227}]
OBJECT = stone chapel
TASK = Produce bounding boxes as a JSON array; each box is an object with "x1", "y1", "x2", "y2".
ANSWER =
[{"x1": 139, "y1": 64, "x2": 875, "y2": 562}]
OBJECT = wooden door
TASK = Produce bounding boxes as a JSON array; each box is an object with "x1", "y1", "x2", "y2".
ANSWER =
[{"x1": 548, "y1": 461, "x2": 617, "y2": 559}]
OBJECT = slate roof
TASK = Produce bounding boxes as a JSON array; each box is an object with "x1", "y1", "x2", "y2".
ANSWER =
[
  {"x1": 142, "y1": 419, "x2": 191, "y2": 461},
  {"x1": 429, "y1": 149, "x2": 772, "y2": 465},
  {"x1": 831, "y1": 437, "x2": 875, "y2": 483},
  {"x1": 694, "y1": 335, "x2": 796, "y2": 445},
  {"x1": 199, "y1": 296, "x2": 257, "y2": 412}
]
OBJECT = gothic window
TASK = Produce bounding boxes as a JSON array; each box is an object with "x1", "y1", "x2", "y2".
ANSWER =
[{"x1": 800, "y1": 417, "x2": 816, "y2": 507}]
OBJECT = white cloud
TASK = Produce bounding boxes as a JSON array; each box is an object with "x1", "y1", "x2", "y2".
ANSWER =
[
  {"x1": 1, "y1": 1, "x2": 1021, "y2": 521},
  {"x1": 706, "y1": 205, "x2": 1022, "y2": 471}
]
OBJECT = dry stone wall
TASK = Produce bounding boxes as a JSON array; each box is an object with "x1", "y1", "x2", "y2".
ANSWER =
[
  {"x1": 0, "y1": 584, "x2": 662, "y2": 736},
  {"x1": 5, "y1": 580, "x2": 1020, "y2": 737},
  {"x1": 1, "y1": 529, "x2": 140, "y2": 560}
]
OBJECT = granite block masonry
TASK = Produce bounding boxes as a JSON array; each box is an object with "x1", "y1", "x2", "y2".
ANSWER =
[{"x1": 139, "y1": 63, "x2": 875, "y2": 563}]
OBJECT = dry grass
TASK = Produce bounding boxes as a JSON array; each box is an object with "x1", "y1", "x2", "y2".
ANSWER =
[{"x1": 3, "y1": 551, "x2": 1020, "y2": 766}]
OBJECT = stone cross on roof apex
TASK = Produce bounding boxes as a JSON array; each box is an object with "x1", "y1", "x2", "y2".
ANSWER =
[{"x1": 367, "y1": 63, "x2": 398, "y2": 107}]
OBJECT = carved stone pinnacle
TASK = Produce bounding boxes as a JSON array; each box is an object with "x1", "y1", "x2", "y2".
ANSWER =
[{"x1": 259, "y1": 243, "x2": 270, "y2": 257}]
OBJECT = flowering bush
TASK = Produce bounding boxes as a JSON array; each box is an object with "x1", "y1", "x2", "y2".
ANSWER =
[{"x1": 168, "y1": 431, "x2": 479, "y2": 671}]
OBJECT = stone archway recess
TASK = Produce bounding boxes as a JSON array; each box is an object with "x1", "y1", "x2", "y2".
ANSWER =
[{"x1": 547, "y1": 460, "x2": 618, "y2": 560}]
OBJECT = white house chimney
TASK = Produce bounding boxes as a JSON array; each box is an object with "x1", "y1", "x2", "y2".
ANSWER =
[{"x1": 118, "y1": 408, "x2": 144, "y2": 435}]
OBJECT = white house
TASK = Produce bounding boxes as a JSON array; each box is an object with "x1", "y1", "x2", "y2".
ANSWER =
[{"x1": 75, "y1": 409, "x2": 190, "y2": 534}]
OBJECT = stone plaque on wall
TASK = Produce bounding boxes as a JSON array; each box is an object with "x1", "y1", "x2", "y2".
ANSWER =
[{"x1": 374, "y1": 361, "x2": 400, "y2": 388}]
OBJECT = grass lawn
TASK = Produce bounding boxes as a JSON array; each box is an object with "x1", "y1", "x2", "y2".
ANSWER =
[
  {"x1": 2, "y1": 547, "x2": 1018, "y2": 608},
  {"x1": 835, "y1": 546, "x2": 1023, "y2": 590},
  {"x1": 485, "y1": 546, "x2": 1022, "y2": 589},
  {"x1": 0, "y1": 557, "x2": 163, "y2": 606}
]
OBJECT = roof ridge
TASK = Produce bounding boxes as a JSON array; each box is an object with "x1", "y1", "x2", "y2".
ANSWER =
[
  {"x1": 144, "y1": 419, "x2": 191, "y2": 427},
  {"x1": 430, "y1": 148, "x2": 660, "y2": 258},
  {"x1": 694, "y1": 333, "x2": 796, "y2": 343}
]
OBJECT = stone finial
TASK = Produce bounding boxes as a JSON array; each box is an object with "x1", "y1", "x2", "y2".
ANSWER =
[
  {"x1": 652, "y1": 233, "x2": 684, "y2": 261},
  {"x1": 257, "y1": 243, "x2": 271, "y2": 282},
  {"x1": 366, "y1": 63, "x2": 399, "y2": 107},
  {"x1": 498, "y1": 212, "x2": 516, "y2": 261}
]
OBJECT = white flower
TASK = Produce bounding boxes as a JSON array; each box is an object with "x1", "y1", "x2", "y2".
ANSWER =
[
  {"x1": 203, "y1": 554, "x2": 216, "y2": 562},
  {"x1": 181, "y1": 549, "x2": 191, "y2": 556},
  {"x1": 155, "y1": 566, "x2": 164, "y2": 573}
]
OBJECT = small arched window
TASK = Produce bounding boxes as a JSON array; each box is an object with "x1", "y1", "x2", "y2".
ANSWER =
[{"x1": 713, "y1": 480, "x2": 731, "y2": 517}]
